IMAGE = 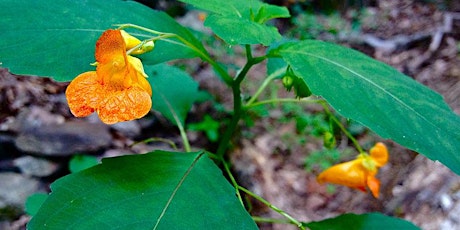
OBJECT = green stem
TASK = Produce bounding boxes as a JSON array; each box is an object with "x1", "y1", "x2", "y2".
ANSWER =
[
  {"x1": 245, "y1": 67, "x2": 286, "y2": 107},
  {"x1": 319, "y1": 101, "x2": 364, "y2": 153},
  {"x1": 221, "y1": 159, "x2": 244, "y2": 206},
  {"x1": 126, "y1": 34, "x2": 174, "y2": 55},
  {"x1": 177, "y1": 120, "x2": 191, "y2": 152},
  {"x1": 252, "y1": 216, "x2": 294, "y2": 225},
  {"x1": 216, "y1": 45, "x2": 266, "y2": 158},
  {"x1": 238, "y1": 186, "x2": 305, "y2": 230}
]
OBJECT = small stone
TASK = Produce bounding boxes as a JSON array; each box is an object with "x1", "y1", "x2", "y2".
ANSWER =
[
  {"x1": 0, "y1": 173, "x2": 39, "y2": 209},
  {"x1": 9, "y1": 106, "x2": 65, "y2": 133},
  {"x1": 111, "y1": 120, "x2": 141, "y2": 138},
  {"x1": 15, "y1": 121, "x2": 112, "y2": 156},
  {"x1": 440, "y1": 193, "x2": 453, "y2": 210},
  {"x1": 13, "y1": 156, "x2": 58, "y2": 177}
]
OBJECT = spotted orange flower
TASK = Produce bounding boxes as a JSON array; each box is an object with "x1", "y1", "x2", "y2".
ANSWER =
[
  {"x1": 317, "y1": 142, "x2": 389, "y2": 198},
  {"x1": 65, "y1": 29, "x2": 152, "y2": 124}
]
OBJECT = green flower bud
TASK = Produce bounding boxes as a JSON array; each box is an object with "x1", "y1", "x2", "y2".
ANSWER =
[
  {"x1": 323, "y1": 131, "x2": 336, "y2": 149},
  {"x1": 282, "y1": 75, "x2": 294, "y2": 91}
]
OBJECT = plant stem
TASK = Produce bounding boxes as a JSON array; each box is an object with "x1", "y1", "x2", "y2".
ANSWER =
[
  {"x1": 252, "y1": 216, "x2": 294, "y2": 225},
  {"x1": 221, "y1": 159, "x2": 244, "y2": 205},
  {"x1": 245, "y1": 67, "x2": 286, "y2": 106},
  {"x1": 238, "y1": 186, "x2": 305, "y2": 230},
  {"x1": 319, "y1": 101, "x2": 364, "y2": 153},
  {"x1": 216, "y1": 45, "x2": 266, "y2": 158}
]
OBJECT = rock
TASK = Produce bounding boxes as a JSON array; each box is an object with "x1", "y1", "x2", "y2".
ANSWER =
[
  {"x1": 13, "y1": 156, "x2": 57, "y2": 177},
  {"x1": 111, "y1": 120, "x2": 142, "y2": 138},
  {"x1": 9, "y1": 106, "x2": 65, "y2": 133},
  {"x1": 15, "y1": 121, "x2": 112, "y2": 156},
  {"x1": 0, "y1": 173, "x2": 39, "y2": 209}
]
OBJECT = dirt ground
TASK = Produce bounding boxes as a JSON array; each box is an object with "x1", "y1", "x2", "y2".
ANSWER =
[{"x1": 1, "y1": 0, "x2": 459, "y2": 229}]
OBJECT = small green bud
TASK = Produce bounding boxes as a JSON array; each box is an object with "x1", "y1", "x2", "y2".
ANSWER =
[
  {"x1": 323, "y1": 131, "x2": 336, "y2": 149},
  {"x1": 282, "y1": 75, "x2": 294, "y2": 91},
  {"x1": 130, "y1": 40, "x2": 155, "y2": 55}
]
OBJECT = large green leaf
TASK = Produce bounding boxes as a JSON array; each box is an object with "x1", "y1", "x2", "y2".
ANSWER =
[
  {"x1": 204, "y1": 14, "x2": 282, "y2": 45},
  {"x1": 305, "y1": 213, "x2": 420, "y2": 230},
  {"x1": 28, "y1": 151, "x2": 257, "y2": 230},
  {"x1": 180, "y1": 0, "x2": 288, "y2": 45},
  {"x1": 146, "y1": 64, "x2": 201, "y2": 125},
  {"x1": 0, "y1": 0, "x2": 205, "y2": 81},
  {"x1": 275, "y1": 40, "x2": 460, "y2": 174},
  {"x1": 179, "y1": 0, "x2": 262, "y2": 17}
]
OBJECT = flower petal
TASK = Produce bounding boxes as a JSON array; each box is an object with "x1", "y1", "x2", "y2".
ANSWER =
[
  {"x1": 65, "y1": 71, "x2": 104, "y2": 117},
  {"x1": 95, "y1": 29, "x2": 126, "y2": 64},
  {"x1": 120, "y1": 30, "x2": 141, "y2": 50},
  {"x1": 317, "y1": 159, "x2": 367, "y2": 191},
  {"x1": 370, "y1": 142, "x2": 389, "y2": 167},
  {"x1": 366, "y1": 175, "x2": 381, "y2": 198},
  {"x1": 127, "y1": 55, "x2": 152, "y2": 95},
  {"x1": 97, "y1": 86, "x2": 152, "y2": 124}
]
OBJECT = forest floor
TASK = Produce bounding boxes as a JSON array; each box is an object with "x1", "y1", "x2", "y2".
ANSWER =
[{"x1": 1, "y1": 0, "x2": 459, "y2": 229}]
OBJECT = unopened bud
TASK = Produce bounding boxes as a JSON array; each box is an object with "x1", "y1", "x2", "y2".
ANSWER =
[
  {"x1": 282, "y1": 75, "x2": 294, "y2": 91},
  {"x1": 129, "y1": 40, "x2": 155, "y2": 55},
  {"x1": 323, "y1": 131, "x2": 336, "y2": 149}
]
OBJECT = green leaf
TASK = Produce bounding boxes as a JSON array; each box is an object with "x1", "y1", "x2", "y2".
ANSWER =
[
  {"x1": 254, "y1": 3, "x2": 290, "y2": 23},
  {"x1": 276, "y1": 40, "x2": 460, "y2": 174},
  {"x1": 305, "y1": 212, "x2": 420, "y2": 230},
  {"x1": 28, "y1": 151, "x2": 257, "y2": 230},
  {"x1": 204, "y1": 14, "x2": 282, "y2": 45},
  {"x1": 69, "y1": 155, "x2": 99, "y2": 173},
  {"x1": 179, "y1": 0, "x2": 261, "y2": 17},
  {"x1": 147, "y1": 64, "x2": 201, "y2": 125},
  {"x1": 25, "y1": 193, "x2": 49, "y2": 216},
  {"x1": 188, "y1": 115, "x2": 221, "y2": 142},
  {"x1": 180, "y1": 0, "x2": 286, "y2": 45},
  {"x1": 0, "y1": 0, "x2": 205, "y2": 81}
]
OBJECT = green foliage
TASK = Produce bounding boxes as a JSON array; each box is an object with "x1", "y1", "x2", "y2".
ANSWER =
[
  {"x1": 281, "y1": 104, "x2": 329, "y2": 137},
  {"x1": 305, "y1": 149, "x2": 344, "y2": 173},
  {"x1": 305, "y1": 212, "x2": 420, "y2": 230},
  {"x1": 147, "y1": 64, "x2": 201, "y2": 126},
  {"x1": 204, "y1": 15, "x2": 282, "y2": 45},
  {"x1": 273, "y1": 40, "x2": 460, "y2": 175},
  {"x1": 69, "y1": 155, "x2": 99, "y2": 173},
  {"x1": 28, "y1": 151, "x2": 257, "y2": 230},
  {"x1": 25, "y1": 193, "x2": 49, "y2": 216},
  {"x1": 180, "y1": 0, "x2": 289, "y2": 45},
  {"x1": 188, "y1": 115, "x2": 221, "y2": 142},
  {"x1": 0, "y1": 0, "x2": 205, "y2": 81}
]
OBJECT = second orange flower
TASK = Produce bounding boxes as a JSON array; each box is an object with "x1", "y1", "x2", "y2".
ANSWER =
[{"x1": 317, "y1": 142, "x2": 389, "y2": 198}]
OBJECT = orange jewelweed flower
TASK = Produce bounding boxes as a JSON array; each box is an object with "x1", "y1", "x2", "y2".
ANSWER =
[
  {"x1": 65, "y1": 29, "x2": 152, "y2": 124},
  {"x1": 317, "y1": 142, "x2": 389, "y2": 198}
]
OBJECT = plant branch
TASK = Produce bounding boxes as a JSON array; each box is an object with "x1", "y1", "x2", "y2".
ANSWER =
[
  {"x1": 221, "y1": 158, "x2": 244, "y2": 206},
  {"x1": 245, "y1": 67, "x2": 286, "y2": 106},
  {"x1": 216, "y1": 45, "x2": 266, "y2": 158},
  {"x1": 238, "y1": 186, "x2": 305, "y2": 230},
  {"x1": 319, "y1": 101, "x2": 364, "y2": 153}
]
